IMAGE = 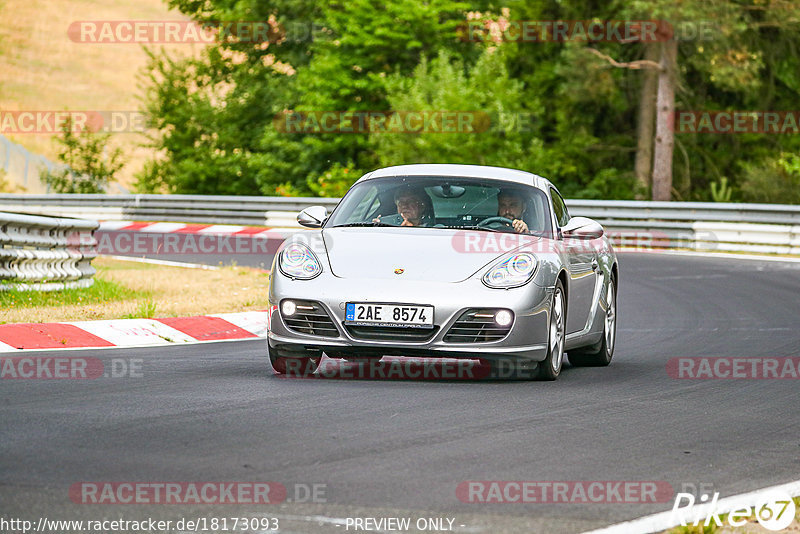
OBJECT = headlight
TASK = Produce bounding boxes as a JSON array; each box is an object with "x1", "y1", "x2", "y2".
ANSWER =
[
  {"x1": 279, "y1": 243, "x2": 322, "y2": 280},
  {"x1": 482, "y1": 253, "x2": 537, "y2": 288}
]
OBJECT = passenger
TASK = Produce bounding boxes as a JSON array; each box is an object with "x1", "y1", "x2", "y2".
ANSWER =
[{"x1": 374, "y1": 186, "x2": 434, "y2": 227}]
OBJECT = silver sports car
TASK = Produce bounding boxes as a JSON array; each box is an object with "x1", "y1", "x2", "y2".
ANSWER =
[{"x1": 267, "y1": 164, "x2": 618, "y2": 380}]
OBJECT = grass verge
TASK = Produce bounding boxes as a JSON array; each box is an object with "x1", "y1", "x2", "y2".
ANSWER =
[
  {"x1": 0, "y1": 277, "x2": 142, "y2": 311},
  {"x1": 0, "y1": 256, "x2": 270, "y2": 324}
]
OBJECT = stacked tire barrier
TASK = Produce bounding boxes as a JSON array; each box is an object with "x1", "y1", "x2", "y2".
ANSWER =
[
  {"x1": 0, "y1": 212, "x2": 98, "y2": 291},
  {"x1": 1, "y1": 194, "x2": 799, "y2": 255}
]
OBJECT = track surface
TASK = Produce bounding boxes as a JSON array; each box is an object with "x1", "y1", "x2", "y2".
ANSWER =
[{"x1": 2, "y1": 253, "x2": 800, "y2": 533}]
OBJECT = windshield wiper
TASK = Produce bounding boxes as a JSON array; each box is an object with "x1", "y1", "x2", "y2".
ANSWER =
[
  {"x1": 437, "y1": 225, "x2": 503, "y2": 233},
  {"x1": 331, "y1": 222, "x2": 395, "y2": 228}
]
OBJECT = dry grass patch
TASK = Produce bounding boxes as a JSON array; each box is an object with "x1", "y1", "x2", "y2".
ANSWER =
[
  {"x1": 0, "y1": 0, "x2": 202, "y2": 191},
  {"x1": 0, "y1": 256, "x2": 270, "y2": 324}
]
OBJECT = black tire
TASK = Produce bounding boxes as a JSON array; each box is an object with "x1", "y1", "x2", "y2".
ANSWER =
[
  {"x1": 568, "y1": 275, "x2": 617, "y2": 367},
  {"x1": 269, "y1": 348, "x2": 321, "y2": 376},
  {"x1": 536, "y1": 280, "x2": 566, "y2": 381}
]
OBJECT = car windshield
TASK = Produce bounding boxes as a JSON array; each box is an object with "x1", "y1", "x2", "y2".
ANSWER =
[{"x1": 326, "y1": 176, "x2": 552, "y2": 235}]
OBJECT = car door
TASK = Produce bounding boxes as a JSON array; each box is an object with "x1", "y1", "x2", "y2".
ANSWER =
[{"x1": 551, "y1": 188, "x2": 597, "y2": 334}]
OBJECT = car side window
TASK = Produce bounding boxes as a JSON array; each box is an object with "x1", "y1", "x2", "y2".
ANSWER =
[{"x1": 550, "y1": 188, "x2": 570, "y2": 227}]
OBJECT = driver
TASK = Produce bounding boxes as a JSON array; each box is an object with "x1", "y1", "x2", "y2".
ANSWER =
[{"x1": 497, "y1": 189, "x2": 529, "y2": 234}]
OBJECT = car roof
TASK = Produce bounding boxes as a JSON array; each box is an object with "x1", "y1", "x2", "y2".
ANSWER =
[{"x1": 358, "y1": 164, "x2": 554, "y2": 190}]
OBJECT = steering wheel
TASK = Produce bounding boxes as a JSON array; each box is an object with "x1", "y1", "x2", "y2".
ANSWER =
[{"x1": 477, "y1": 216, "x2": 515, "y2": 229}]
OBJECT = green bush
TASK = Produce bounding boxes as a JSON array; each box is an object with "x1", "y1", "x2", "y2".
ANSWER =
[
  {"x1": 40, "y1": 117, "x2": 124, "y2": 193},
  {"x1": 740, "y1": 153, "x2": 800, "y2": 204}
]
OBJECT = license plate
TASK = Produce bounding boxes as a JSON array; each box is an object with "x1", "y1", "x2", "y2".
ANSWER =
[{"x1": 345, "y1": 303, "x2": 434, "y2": 329}]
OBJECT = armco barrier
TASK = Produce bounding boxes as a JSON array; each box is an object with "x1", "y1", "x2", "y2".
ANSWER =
[
  {"x1": 0, "y1": 212, "x2": 98, "y2": 291},
  {"x1": 0, "y1": 194, "x2": 340, "y2": 227},
  {"x1": 1, "y1": 194, "x2": 799, "y2": 254},
  {"x1": 567, "y1": 200, "x2": 800, "y2": 254}
]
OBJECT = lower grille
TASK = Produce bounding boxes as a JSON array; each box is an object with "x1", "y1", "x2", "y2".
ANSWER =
[
  {"x1": 282, "y1": 300, "x2": 339, "y2": 337},
  {"x1": 444, "y1": 309, "x2": 512, "y2": 343},
  {"x1": 345, "y1": 325, "x2": 439, "y2": 342}
]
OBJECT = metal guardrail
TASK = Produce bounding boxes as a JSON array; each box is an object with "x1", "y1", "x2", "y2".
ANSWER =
[
  {"x1": 0, "y1": 212, "x2": 98, "y2": 291},
  {"x1": 566, "y1": 200, "x2": 800, "y2": 254},
  {"x1": 0, "y1": 194, "x2": 340, "y2": 227},
  {"x1": 1, "y1": 194, "x2": 799, "y2": 255}
]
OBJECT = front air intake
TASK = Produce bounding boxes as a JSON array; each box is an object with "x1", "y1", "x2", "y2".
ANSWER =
[
  {"x1": 443, "y1": 309, "x2": 513, "y2": 343},
  {"x1": 281, "y1": 300, "x2": 339, "y2": 338}
]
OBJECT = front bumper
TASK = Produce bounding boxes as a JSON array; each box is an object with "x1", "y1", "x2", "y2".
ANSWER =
[{"x1": 268, "y1": 272, "x2": 552, "y2": 363}]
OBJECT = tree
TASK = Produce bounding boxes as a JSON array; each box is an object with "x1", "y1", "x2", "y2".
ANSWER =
[
  {"x1": 593, "y1": 0, "x2": 800, "y2": 200},
  {"x1": 41, "y1": 118, "x2": 124, "y2": 194},
  {"x1": 374, "y1": 48, "x2": 539, "y2": 169},
  {"x1": 139, "y1": 0, "x2": 800, "y2": 203},
  {"x1": 634, "y1": 43, "x2": 659, "y2": 198},
  {"x1": 141, "y1": 0, "x2": 470, "y2": 195}
]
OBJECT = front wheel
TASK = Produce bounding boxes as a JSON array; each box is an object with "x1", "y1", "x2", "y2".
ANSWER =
[
  {"x1": 536, "y1": 280, "x2": 566, "y2": 381},
  {"x1": 569, "y1": 275, "x2": 617, "y2": 367}
]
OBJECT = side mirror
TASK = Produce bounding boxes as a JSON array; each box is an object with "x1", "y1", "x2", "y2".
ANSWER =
[
  {"x1": 297, "y1": 206, "x2": 328, "y2": 228},
  {"x1": 562, "y1": 216, "x2": 604, "y2": 240}
]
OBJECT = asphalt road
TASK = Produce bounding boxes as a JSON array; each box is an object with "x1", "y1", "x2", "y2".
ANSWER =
[
  {"x1": 96, "y1": 229, "x2": 280, "y2": 270},
  {"x1": 1, "y1": 252, "x2": 799, "y2": 534}
]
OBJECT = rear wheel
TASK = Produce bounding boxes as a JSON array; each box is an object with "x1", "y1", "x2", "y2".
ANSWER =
[
  {"x1": 536, "y1": 280, "x2": 566, "y2": 381},
  {"x1": 569, "y1": 275, "x2": 616, "y2": 367}
]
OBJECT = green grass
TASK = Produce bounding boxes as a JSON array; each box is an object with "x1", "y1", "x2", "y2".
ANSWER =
[
  {"x1": 123, "y1": 299, "x2": 158, "y2": 319},
  {"x1": 0, "y1": 278, "x2": 145, "y2": 321}
]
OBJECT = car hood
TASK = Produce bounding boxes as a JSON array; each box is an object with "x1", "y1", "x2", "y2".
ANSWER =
[{"x1": 322, "y1": 227, "x2": 541, "y2": 282}]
